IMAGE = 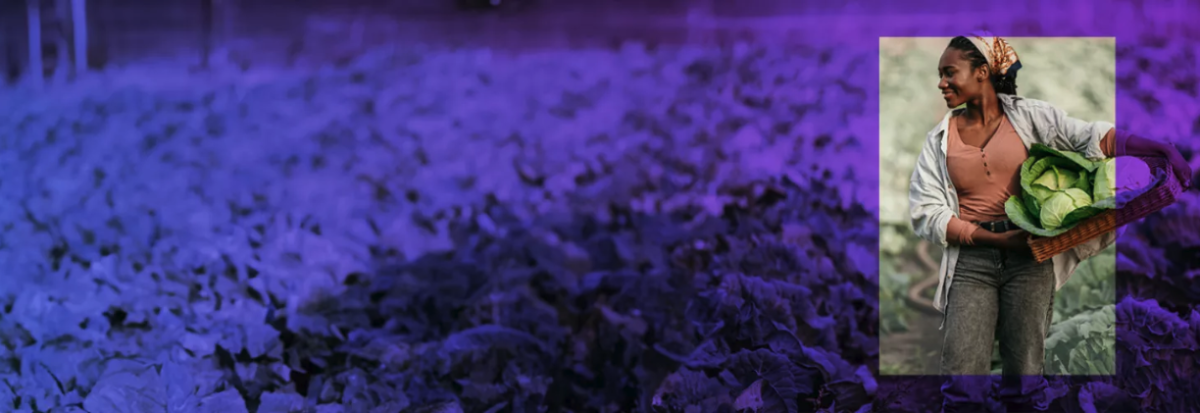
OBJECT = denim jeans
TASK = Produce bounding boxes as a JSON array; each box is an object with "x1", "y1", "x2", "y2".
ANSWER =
[{"x1": 939, "y1": 245, "x2": 1056, "y2": 412}]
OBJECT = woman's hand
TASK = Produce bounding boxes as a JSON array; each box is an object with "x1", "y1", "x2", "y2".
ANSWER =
[
  {"x1": 1116, "y1": 130, "x2": 1193, "y2": 189},
  {"x1": 1152, "y1": 139, "x2": 1193, "y2": 189},
  {"x1": 1165, "y1": 145, "x2": 1193, "y2": 189},
  {"x1": 972, "y1": 228, "x2": 1031, "y2": 250},
  {"x1": 994, "y1": 229, "x2": 1032, "y2": 250}
]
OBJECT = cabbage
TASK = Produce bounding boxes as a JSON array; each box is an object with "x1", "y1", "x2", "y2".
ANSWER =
[
  {"x1": 1029, "y1": 144, "x2": 1099, "y2": 172},
  {"x1": 1033, "y1": 165, "x2": 1080, "y2": 192},
  {"x1": 1094, "y1": 158, "x2": 1116, "y2": 203},
  {"x1": 1006, "y1": 144, "x2": 1110, "y2": 237},
  {"x1": 1023, "y1": 157, "x2": 1086, "y2": 207},
  {"x1": 1031, "y1": 165, "x2": 1081, "y2": 204},
  {"x1": 1041, "y1": 188, "x2": 1093, "y2": 230},
  {"x1": 1091, "y1": 156, "x2": 1163, "y2": 210},
  {"x1": 1115, "y1": 156, "x2": 1162, "y2": 205},
  {"x1": 1115, "y1": 157, "x2": 1153, "y2": 191}
]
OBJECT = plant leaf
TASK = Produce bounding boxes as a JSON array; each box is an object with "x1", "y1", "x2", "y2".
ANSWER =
[
  {"x1": 1059, "y1": 205, "x2": 1105, "y2": 229},
  {"x1": 1073, "y1": 169, "x2": 1094, "y2": 195},
  {"x1": 257, "y1": 391, "x2": 305, "y2": 413},
  {"x1": 196, "y1": 389, "x2": 249, "y2": 413},
  {"x1": 1006, "y1": 195, "x2": 1070, "y2": 237},
  {"x1": 1030, "y1": 143, "x2": 1098, "y2": 172}
]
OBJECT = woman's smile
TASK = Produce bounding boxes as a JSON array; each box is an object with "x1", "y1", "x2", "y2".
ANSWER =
[
  {"x1": 938, "y1": 48, "x2": 977, "y2": 108},
  {"x1": 942, "y1": 87, "x2": 960, "y2": 106}
]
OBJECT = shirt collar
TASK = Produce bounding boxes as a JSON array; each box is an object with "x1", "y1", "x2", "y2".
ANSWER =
[{"x1": 934, "y1": 94, "x2": 1021, "y2": 137}]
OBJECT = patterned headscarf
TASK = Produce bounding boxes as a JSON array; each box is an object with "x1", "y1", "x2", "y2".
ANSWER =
[{"x1": 966, "y1": 32, "x2": 1022, "y2": 77}]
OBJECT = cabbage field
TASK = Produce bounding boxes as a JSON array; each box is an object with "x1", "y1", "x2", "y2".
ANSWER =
[{"x1": 0, "y1": 31, "x2": 1197, "y2": 413}]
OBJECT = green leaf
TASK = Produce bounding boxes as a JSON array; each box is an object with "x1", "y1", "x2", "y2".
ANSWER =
[
  {"x1": 1023, "y1": 191, "x2": 1043, "y2": 220},
  {"x1": 1029, "y1": 183, "x2": 1056, "y2": 204},
  {"x1": 1018, "y1": 155, "x2": 1041, "y2": 185},
  {"x1": 1052, "y1": 246, "x2": 1115, "y2": 324},
  {"x1": 1054, "y1": 166, "x2": 1081, "y2": 189},
  {"x1": 1006, "y1": 195, "x2": 1070, "y2": 237},
  {"x1": 1093, "y1": 158, "x2": 1116, "y2": 207},
  {"x1": 1040, "y1": 188, "x2": 1093, "y2": 230},
  {"x1": 1045, "y1": 305, "x2": 1115, "y2": 375},
  {"x1": 1029, "y1": 143, "x2": 1098, "y2": 172},
  {"x1": 1091, "y1": 197, "x2": 1115, "y2": 210},
  {"x1": 1059, "y1": 205, "x2": 1105, "y2": 229},
  {"x1": 1073, "y1": 169, "x2": 1093, "y2": 195},
  {"x1": 1018, "y1": 156, "x2": 1045, "y2": 217},
  {"x1": 1023, "y1": 156, "x2": 1085, "y2": 204},
  {"x1": 1031, "y1": 166, "x2": 1060, "y2": 192},
  {"x1": 880, "y1": 269, "x2": 912, "y2": 335}
]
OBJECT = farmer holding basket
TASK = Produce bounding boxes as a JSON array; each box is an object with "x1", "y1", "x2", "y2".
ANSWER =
[{"x1": 907, "y1": 33, "x2": 1192, "y2": 411}]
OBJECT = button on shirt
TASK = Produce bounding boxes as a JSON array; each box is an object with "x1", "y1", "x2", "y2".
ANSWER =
[
  {"x1": 944, "y1": 115, "x2": 1027, "y2": 245},
  {"x1": 907, "y1": 94, "x2": 1118, "y2": 322}
]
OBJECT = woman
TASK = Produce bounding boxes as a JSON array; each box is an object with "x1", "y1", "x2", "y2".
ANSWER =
[{"x1": 908, "y1": 34, "x2": 1192, "y2": 410}]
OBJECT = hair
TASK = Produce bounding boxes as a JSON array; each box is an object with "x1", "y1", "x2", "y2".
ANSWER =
[{"x1": 947, "y1": 36, "x2": 1018, "y2": 95}]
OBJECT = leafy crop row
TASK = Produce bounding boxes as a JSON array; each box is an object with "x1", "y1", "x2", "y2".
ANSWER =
[{"x1": 0, "y1": 35, "x2": 1196, "y2": 413}]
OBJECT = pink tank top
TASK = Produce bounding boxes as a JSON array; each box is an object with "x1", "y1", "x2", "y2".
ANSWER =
[
  {"x1": 947, "y1": 114, "x2": 1027, "y2": 223},
  {"x1": 942, "y1": 114, "x2": 1116, "y2": 245}
]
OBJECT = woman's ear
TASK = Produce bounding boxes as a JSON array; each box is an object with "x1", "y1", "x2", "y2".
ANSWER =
[{"x1": 976, "y1": 65, "x2": 990, "y2": 83}]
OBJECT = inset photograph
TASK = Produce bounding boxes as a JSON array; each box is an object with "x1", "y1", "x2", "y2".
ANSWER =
[{"x1": 878, "y1": 36, "x2": 1118, "y2": 376}]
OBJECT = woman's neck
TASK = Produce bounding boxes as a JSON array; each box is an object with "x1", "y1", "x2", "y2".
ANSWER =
[{"x1": 963, "y1": 92, "x2": 1003, "y2": 125}]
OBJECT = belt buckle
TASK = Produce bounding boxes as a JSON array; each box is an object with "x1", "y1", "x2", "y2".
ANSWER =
[{"x1": 983, "y1": 221, "x2": 1003, "y2": 233}]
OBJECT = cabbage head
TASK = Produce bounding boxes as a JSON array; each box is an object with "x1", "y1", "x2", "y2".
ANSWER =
[
  {"x1": 1094, "y1": 157, "x2": 1116, "y2": 204},
  {"x1": 1006, "y1": 144, "x2": 1108, "y2": 237},
  {"x1": 1031, "y1": 165, "x2": 1080, "y2": 202},
  {"x1": 1033, "y1": 165, "x2": 1079, "y2": 191},
  {"x1": 1041, "y1": 188, "x2": 1093, "y2": 230}
]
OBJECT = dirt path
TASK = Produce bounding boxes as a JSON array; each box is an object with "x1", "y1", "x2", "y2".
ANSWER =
[{"x1": 880, "y1": 240, "x2": 944, "y2": 375}]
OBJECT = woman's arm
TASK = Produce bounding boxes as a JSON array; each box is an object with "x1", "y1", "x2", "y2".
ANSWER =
[
  {"x1": 1041, "y1": 101, "x2": 1192, "y2": 188},
  {"x1": 965, "y1": 228, "x2": 1030, "y2": 250},
  {"x1": 1104, "y1": 128, "x2": 1167, "y2": 157},
  {"x1": 1039, "y1": 101, "x2": 1113, "y2": 160},
  {"x1": 908, "y1": 132, "x2": 955, "y2": 247},
  {"x1": 909, "y1": 131, "x2": 1035, "y2": 250},
  {"x1": 1106, "y1": 128, "x2": 1193, "y2": 188},
  {"x1": 943, "y1": 215, "x2": 1029, "y2": 249}
]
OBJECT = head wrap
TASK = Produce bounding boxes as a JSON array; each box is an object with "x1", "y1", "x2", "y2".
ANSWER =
[{"x1": 966, "y1": 32, "x2": 1021, "y2": 77}]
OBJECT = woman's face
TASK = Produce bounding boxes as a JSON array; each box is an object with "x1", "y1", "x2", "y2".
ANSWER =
[{"x1": 937, "y1": 48, "x2": 985, "y2": 108}]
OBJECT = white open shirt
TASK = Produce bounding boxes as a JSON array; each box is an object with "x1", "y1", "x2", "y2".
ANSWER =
[{"x1": 908, "y1": 94, "x2": 1117, "y2": 329}]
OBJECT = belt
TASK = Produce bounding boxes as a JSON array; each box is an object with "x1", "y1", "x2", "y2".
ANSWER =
[{"x1": 976, "y1": 220, "x2": 1014, "y2": 233}]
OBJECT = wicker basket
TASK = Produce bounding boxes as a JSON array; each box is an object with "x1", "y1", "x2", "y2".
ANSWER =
[{"x1": 1028, "y1": 156, "x2": 1182, "y2": 263}]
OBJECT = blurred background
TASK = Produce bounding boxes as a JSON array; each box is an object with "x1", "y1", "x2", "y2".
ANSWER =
[
  {"x1": 1, "y1": 2, "x2": 896, "y2": 411},
  {"x1": 2, "y1": 0, "x2": 1199, "y2": 411},
  {"x1": 1, "y1": 0, "x2": 1197, "y2": 82},
  {"x1": 878, "y1": 37, "x2": 1117, "y2": 376}
]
